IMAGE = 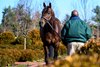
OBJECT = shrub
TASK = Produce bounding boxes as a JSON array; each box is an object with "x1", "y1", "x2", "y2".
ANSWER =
[
  {"x1": 19, "y1": 49, "x2": 44, "y2": 62},
  {"x1": 27, "y1": 29, "x2": 43, "y2": 50},
  {"x1": 15, "y1": 36, "x2": 24, "y2": 44},
  {"x1": 0, "y1": 49, "x2": 44, "y2": 66},
  {"x1": 58, "y1": 42, "x2": 66, "y2": 55},
  {"x1": 28, "y1": 29, "x2": 40, "y2": 40},
  {"x1": 19, "y1": 49, "x2": 34, "y2": 62},
  {"x1": 0, "y1": 54, "x2": 12, "y2": 67},
  {"x1": 77, "y1": 40, "x2": 100, "y2": 55},
  {"x1": 15, "y1": 36, "x2": 32, "y2": 45},
  {"x1": 32, "y1": 49, "x2": 44, "y2": 60},
  {"x1": 0, "y1": 31, "x2": 15, "y2": 44},
  {"x1": 46, "y1": 54, "x2": 100, "y2": 67},
  {"x1": 27, "y1": 40, "x2": 43, "y2": 50},
  {"x1": 28, "y1": 29, "x2": 41, "y2": 43},
  {"x1": 0, "y1": 49, "x2": 21, "y2": 67}
]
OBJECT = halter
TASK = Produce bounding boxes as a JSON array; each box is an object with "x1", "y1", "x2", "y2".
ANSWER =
[{"x1": 43, "y1": 17, "x2": 55, "y2": 31}]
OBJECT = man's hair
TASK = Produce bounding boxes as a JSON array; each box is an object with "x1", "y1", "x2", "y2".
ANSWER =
[{"x1": 71, "y1": 10, "x2": 79, "y2": 16}]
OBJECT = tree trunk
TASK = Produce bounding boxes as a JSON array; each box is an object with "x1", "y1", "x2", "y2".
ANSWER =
[{"x1": 24, "y1": 37, "x2": 26, "y2": 50}]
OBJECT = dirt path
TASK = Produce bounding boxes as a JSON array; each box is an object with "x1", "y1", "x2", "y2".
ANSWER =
[
  {"x1": 14, "y1": 56, "x2": 65, "y2": 67},
  {"x1": 15, "y1": 62, "x2": 46, "y2": 67}
]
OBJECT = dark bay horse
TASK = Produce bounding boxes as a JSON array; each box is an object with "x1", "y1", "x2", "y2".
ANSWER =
[{"x1": 39, "y1": 3, "x2": 61, "y2": 64}]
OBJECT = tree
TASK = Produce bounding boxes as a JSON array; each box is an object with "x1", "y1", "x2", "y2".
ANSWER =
[
  {"x1": 15, "y1": 4, "x2": 32, "y2": 36},
  {"x1": 71, "y1": 0, "x2": 91, "y2": 22},
  {"x1": 1, "y1": 4, "x2": 32, "y2": 37},
  {"x1": 62, "y1": 14, "x2": 70, "y2": 25},
  {"x1": 80, "y1": 0, "x2": 88, "y2": 22},
  {"x1": 1, "y1": 6, "x2": 17, "y2": 32},
  {"x1": 1, "y1": 7, "x2": 8, "y2": 32},
  {"x1": 1, "y1": 1, "x2": 32, "y2": 49},
  {"x1": 92, "y1": 6, "x2": 100, "y2": 23},
  {"x1": 16, "y1": 0, "x2": 33, "y2": 50},
  {"x1": 32, "y1": 11, "x2": 41, "y2": 29},
  {"x1": 92, "y1": 6, "x2": 100, "y2": 38}
]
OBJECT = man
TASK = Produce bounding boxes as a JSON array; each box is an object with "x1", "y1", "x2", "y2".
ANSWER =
[{"x1": 61, "y1": 10, "x2": 92, "y2": 56}]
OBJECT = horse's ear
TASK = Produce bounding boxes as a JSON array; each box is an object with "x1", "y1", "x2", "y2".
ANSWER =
[
  {"x1": 43, "y1": 2, "x2": 46, "y2": 8},
  {"x1": 49, "y1": 3, "x2": 51, "y2": 8}
]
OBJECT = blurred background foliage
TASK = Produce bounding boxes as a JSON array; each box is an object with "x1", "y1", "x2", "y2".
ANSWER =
[{"x1": 0, "y1": 28, "x2": 99, "y2": 67}]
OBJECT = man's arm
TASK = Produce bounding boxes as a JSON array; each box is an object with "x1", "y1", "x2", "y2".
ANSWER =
[
  {"x1": 61, "y1": 24, "x2": 66, "y2": 40},
  {"x1": 61, "y1": 22, "x2": 69, "y2": 40},
  {"x1": 85, "y1": 24, "x2": 92, "y2": 40}
]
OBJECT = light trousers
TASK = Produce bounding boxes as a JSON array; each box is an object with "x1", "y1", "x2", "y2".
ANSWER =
[{"x1": 67, "y1": 42, "x2": 84, "y2": 56}]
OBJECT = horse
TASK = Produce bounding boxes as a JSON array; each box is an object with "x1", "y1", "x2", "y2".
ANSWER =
[{"x1": 39, "y1": 3, "x2": 61, "y2": 64}]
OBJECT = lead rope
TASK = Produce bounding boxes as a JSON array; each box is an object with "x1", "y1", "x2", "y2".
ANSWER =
[
  {"x1": 46, "y1": 21, "x2": 61, "y2": 40},
  {"x1": 42, "y1": 17, "x2": 61, "y2": 39}
]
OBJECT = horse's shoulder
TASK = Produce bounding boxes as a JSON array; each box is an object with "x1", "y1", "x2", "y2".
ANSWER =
[
  {"x1": 52, "y1": 18, "x2": 60, "y2": 25},
  {"x1": 55, "y1": 18, "x2": 60, "y2": 22}
]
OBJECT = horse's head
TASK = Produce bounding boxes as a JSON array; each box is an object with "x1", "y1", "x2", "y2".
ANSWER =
[{"x1": 40, "y1": 3, "x2": 55, "y2": 27}]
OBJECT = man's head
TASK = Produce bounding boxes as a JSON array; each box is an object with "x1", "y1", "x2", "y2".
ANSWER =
[{"x1": 71, "y1": 10, "x2": 79, "y2": 17}]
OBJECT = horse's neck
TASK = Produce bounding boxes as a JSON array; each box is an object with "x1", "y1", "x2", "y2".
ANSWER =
[{"x1": 49, "y1": 17, "x2": 55, "y2": 25}]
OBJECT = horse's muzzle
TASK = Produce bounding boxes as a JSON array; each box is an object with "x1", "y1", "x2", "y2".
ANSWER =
[{"x1": 39, "y1": 18, "x2": 46, "y2": 27}]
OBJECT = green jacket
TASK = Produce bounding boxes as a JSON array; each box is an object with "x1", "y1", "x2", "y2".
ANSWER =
[{"x1": 61, "y1": 16, "x2": 92, "y2": 44}]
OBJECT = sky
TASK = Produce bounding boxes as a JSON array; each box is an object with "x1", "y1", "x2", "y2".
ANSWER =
[{"x1": 0, "y1": 0, "x2": 100, "y2": 23}]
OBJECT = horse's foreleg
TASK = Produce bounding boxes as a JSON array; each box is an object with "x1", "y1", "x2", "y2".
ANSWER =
[
  {"x1": 43, "y1": 45, "x2": 49, "y2": 64},
  {"x1": 48, "y1": 45, "x2": 54, "y2": 59},
  {"x1": 54, "y1": 42, "x2": 59, "y2": 60},
  {"x1": 54, "y1": 47, "x2": 58, "y2": 60}
]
